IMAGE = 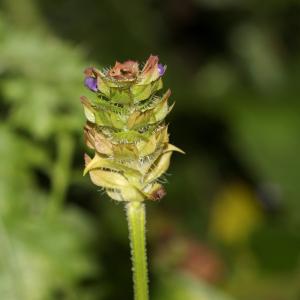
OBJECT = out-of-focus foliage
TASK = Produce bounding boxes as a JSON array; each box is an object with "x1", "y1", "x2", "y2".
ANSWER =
[
  {"x1": 1, "y1": 0, "x2": 300, "y2": 299},
  {"x1": 0, "y1": 17, "x2": 85, "y2": 139},
  {"x1": 153, "y1": 274, "x2": 234, "y2": 300},
  {"x1": 210, "y1": 183, "x2": 263, "y2": 245},
  {"x1": 0, "y1": 9, "x2": 98, "y2": 300}
]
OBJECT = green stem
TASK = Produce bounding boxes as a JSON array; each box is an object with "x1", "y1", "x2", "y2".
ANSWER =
[{"x1": 126, "y1": 201, "x2": 149, "y2": 300}]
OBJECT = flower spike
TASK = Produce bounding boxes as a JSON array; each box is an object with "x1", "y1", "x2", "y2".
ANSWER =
[{"x1": 81, "y1": 55, "x2": 182, "y2": 203}]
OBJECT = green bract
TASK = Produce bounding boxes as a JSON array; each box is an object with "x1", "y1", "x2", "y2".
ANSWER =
[{"x1": 81, "y1": 55, "x2": 183, "y2": 202}]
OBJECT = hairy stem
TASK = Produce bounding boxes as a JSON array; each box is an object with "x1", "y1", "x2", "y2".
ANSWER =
[{"x1": 126, "y1": 202, "x2": 149, "y2": 300}]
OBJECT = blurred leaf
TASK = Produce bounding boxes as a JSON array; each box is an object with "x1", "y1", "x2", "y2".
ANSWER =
[
  {"x1": 153, "y1": 273, "x2": 235, "y2": 300},
  {"x1": 0, "y1": 208, "x2": 97, "y2": 300},
  {"x1": 210, "y1": 183, "x2": 263, "y2": 245},
  {"x1": 0, "y1": 17, "x2": 86, "y2": 139}
]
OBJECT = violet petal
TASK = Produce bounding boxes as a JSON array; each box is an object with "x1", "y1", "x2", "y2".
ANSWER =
[
  {"x1": 158, "y1": 64, "x2": 165, "y2": 76},
  {"x1": 84, "y1": 77, "x2": 98, "y2": 92}
]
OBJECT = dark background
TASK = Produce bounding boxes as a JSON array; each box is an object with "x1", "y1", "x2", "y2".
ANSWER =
[{"x1": 1, "y1": 0, "x2": 300, "y2": 299}]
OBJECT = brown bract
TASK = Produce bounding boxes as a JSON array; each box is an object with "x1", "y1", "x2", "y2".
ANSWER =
[
  {"x1": 150, "y1": 186, "x2": 166, "y2": 201},
  {"x1": 109, "y1": 60, "x2": 139, "y2": 80},
  {"x1": 83, "y1": 122, "x2": 96, "y2": 150},
  {"x1": 141, "y1": 55, "x2": 159, "y2": 75},
  {"x1": 84, "y1": 67, "x2": 100, "y2": 78},
  {"x1": 83, "y1": 122, "x2": 113, "y2": 156}
]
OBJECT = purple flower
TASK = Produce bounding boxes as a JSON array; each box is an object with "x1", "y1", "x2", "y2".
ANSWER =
[
  {"x1": 158, "y1": 64, "x2": 165, "y2": 76},
  {"x1": 84, "y1": 77, "x2": 98, "y2": 92}
]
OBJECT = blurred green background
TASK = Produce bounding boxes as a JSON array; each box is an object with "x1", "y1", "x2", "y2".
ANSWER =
[{"x1": 1, "y1": 0, "x2": 300, "y2": 299}]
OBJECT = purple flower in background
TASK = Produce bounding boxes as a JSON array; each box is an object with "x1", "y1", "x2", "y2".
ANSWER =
[
  {"x1": 84, "y1": 77, "x2": 98, "y2": 92},
  {"x1": 158, "y1": 64, "x2": 165, "y2": 76}
]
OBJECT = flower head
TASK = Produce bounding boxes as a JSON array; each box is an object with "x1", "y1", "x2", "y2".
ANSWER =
[{"x1": 81, "y1": 55, "x2": 183, "y2": 203}]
